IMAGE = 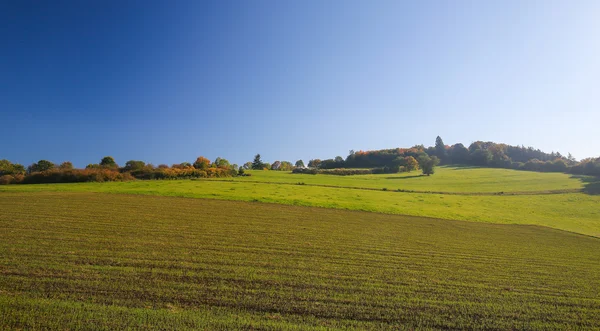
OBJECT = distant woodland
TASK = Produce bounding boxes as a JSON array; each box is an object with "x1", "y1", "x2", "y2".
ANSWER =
[{"x1": 1, "y1": 136, "x2": 598, "y2": 184}]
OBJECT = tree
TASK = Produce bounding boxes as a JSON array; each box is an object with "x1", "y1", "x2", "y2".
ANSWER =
[
  {"x1": 449, "y1": 143, "x2": 469, "y2": 164},
  {"x1": 0, "y1": 160, "x2": 25, "y2": 175},
  {"x1": 58, "y1": 161, "x2": 74, "y2": 170},
  {"x1": 238, "y1": 166, "x2": 245, "y2": 176},
  {"x1": 172, "y1": 162, "x2": 192, "y2": 169},
  {"x1": 263, "y1": 162, "x2": 271, "y2": 170},
  {"x1": 214, "y1": 157, "x2": 230, "y2": 169},
  {"x1": 193, "y1": 157, "x2": 211, "y2": 170},
  {"x1": 435, "y1": 136, "x2": 448, "y2": 162},
  {"x1": 404, "y1": 156, "x2": 419, "y2": 172},
  {"x1": 469, "y1": 149, "x2": 492, "y2": 166},
  {"x1": 307, "y1": 159, "x2": 321, "y2": 168},
  {"x1": 100, "y1": 156, "x2": 117, "y2": 168},
  {"x1": 271, "y1": 161, "x2": 281, "y2": 170},
  {"x1": 280, "y1": 161, "x2": 294, "y2": 171},
  {"x1": 295, "y1": 160, "x2": 305, "y2": 168},
  {"x1": 252, "y1": 154, "x2": 264, "y2": 170},
  {"x1": 419, "y1": 155, "x2": 438, "y2": 176},
  {"x1": 123, "y1": 160, "x2": 146, "y2": 171},
  {"x1": 243, "y1": 162, "x2": 253, "y2": 170},
  {"x1": 28, "y1": 160, "x2": 55, "y2": 173}
]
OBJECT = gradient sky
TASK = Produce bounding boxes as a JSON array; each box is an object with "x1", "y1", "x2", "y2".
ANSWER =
[{"x1": 1, "y1": 1, "x2": 599, "y2": 167}]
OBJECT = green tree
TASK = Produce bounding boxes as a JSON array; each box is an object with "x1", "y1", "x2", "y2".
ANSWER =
[
  {"x1": 295, "y1": 160, "x2": 305, "y2": 168},
  {"x1": 449, "y1": 143, "x2": 469, "y2": 164},
  {"x1": 123, "y1": 160, "x2": 145, "y2": 171},
  {"x1": 419, "y1": 155, "x2": 438, "y2": 176},
  {"x1": 58, "y1": 161, "x2": 74, "y2": 170},
  {"x1": 435, "y1": 136, "x2": 447, "y2": 162},
  {"x1": 243, "y1": 162, "x2": 253, "y2": 170},
  {"x1": 251, "y1": 154, "x2": 264, "y2": 170},
  {"x1": 214, "y1": 157, "x2": 230, "y2": 169},
  {"x1": 28, "y1": 160, "x2": 55, "y2": 173},
  {"x1": 100, "y1": 156, "x2": 117, "y2": 168}
]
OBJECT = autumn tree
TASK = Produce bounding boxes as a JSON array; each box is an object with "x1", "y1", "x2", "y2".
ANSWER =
[
  {"x1": 307, "y1": 159, "x2": 321, "y2": 168},
  {"x1": 280, "y1": 161, "x2": 294, "y2": 171},
  {"x1": 58, "y1": 161, "x2": 74, "y2": 170},
  {"x1": 404, "y1": 156, "x2": 419, "y2": 172},
  {"x1": 271, "y1": 161, "x2": 282, "y2": 170},
  {"x1": 193, "y1": 156, "x2": 211, "y2": 170},
  {"x1": 0, "y1": 160, "x2": 26, "y2": 175}
]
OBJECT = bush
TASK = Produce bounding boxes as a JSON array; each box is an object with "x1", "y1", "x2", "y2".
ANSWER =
[
  {"x1": 21, "y1": 169, "x2": 135, "y2": 184},
  {"x1": 0, "y1": 175, "x2": 15, "y2": 185}
]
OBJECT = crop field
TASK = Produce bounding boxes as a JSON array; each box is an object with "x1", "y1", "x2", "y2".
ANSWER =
[
  {"x1": 2, "y1": 167, "x2": 599, "y2": 236},
  {"x1": 1, "y1": 192, "x2": 599, "y2": 329}
]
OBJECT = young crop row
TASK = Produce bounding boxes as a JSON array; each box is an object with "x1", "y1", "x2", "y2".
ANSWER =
[{"x1": 1, "y1": 192, "x2": 599, "y2": 329}]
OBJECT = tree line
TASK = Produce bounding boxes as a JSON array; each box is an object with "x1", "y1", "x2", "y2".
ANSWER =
[
  {"x1": 309, "y1": 136, "x2": 600, "y2": 177},
  {"x1": 2, "y1": 138, "x2": 598, "y2": 185},
  {"x1": 0, "y1": 156, "x2": 241, "y2": 185}
]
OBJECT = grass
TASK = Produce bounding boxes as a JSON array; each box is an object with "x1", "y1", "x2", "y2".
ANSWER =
[
  {"x1": 231, "y1": 166, "x2": 587, "y2": 193},
  {"x1": 1, "y1": 192, "x2": 599, "y2": 329},
  {"x1": 2, "y1": 167, "x2": 599, "y2": 236}
]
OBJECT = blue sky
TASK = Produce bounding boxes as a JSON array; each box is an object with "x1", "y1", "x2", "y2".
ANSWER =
[{"x1": 1, "y1": 1, "x2": 598, "y2": 167}]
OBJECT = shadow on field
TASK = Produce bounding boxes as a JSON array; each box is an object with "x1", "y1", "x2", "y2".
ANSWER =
[
  {"x1": 571, "y1": 175, "x2": 600, "y2": 195},
  {"x1": 385, "y1": 175, "x2": 423, "y2": 180},
  {"x1": 444, "y1": 165, "x2": 482, "y2": 170}
]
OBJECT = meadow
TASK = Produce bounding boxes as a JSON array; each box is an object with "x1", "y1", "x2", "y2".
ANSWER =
[
  {"x1": 1, "y1": 167, "x2": 599, "y2": 236},
  {"x1": 1, "y1": 192, "x2": 599, "y2": 329}
]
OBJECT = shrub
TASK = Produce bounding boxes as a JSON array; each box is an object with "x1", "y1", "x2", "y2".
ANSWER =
[
  {"x1": 0, "y1": 175, "x2": 14, "y2": 185},
  {"x1": 22, "y1": 169, "x2": 135, "y2": 184}
]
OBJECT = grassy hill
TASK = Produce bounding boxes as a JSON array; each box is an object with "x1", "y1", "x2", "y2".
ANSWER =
[
  {"x1": 1, "y1": 193, "x2": 599, "y2": 329},
  {"x1": 234, "y1": 166, "x2": 587, "y2": 193}
]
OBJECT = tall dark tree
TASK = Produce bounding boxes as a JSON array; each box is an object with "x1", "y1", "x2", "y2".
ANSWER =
[
  {"x1": 435, "y1": 136, "x2": 447, "y2": 162},
  {"x1": 251, "y1": 154, "x2": 264, "y2": 170}
]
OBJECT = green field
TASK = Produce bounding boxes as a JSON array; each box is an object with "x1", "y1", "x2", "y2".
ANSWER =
[
  {"x1": 1, "y1": 192, "x2": 599, "y2": 329},
  {"x1": 2, "y1": 167, "x2": 599, "y2": 236},
  {"x1": 224, "y1": 166, "x2": 588, "y2": 193}
]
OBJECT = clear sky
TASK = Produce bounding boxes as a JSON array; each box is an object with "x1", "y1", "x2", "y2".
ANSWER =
[{"x1": 1, "y1": 1, "x2": 598, "y2": 167}]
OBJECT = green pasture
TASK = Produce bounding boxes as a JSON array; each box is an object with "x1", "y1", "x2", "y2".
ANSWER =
[{"x1": 233, "y1": 166, "x2": 587, "y2": 193}]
